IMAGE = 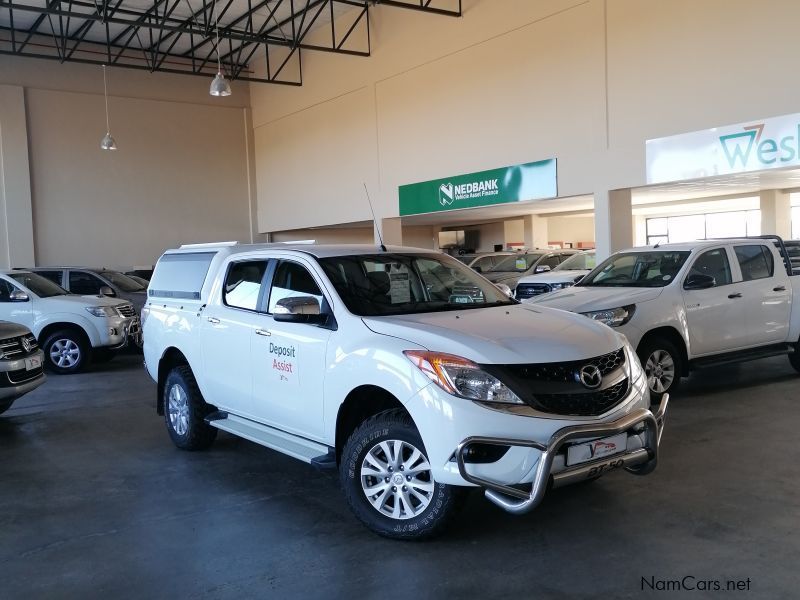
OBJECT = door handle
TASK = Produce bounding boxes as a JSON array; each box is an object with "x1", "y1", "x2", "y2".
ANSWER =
[
  {"x1": 728, "y1": 293, "x2": 742, "y2": 299},
  {"x1": 774, "y1": 286, "x2": 786, "y2": 292},
  {"x1": 207, "y1": 317, "x2": 220, "y2": 324},
  {"x1": 255, "y1": 329, "x2": 272, "y2": 337}
]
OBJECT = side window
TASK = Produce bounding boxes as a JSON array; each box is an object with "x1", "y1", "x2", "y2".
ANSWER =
[
  {"x1": 472, "y1": 257, "x2": 492, "y2": 271},
  {"x1": 268, "y1": 262, "x2": 324, "y2": 313},
  {"x1": 36, "y1": 270, "x2": 63, "y2": 286},
  {"x1": 540, "y1": 255, "x2": 560, "y2": 270},
  {"x1": 735, "y1": 245, "x2": 774, "y2": 281},
  {"x1": 687, "y1": 248, "x2": 732, "y2": 286},
  {"x1": 0, "y1": 279, "x2": 17, "y2": 302},
  {"x1": 223, "y1": 260, "x2": 268, "y2": 311},
  {"x1": 69, "y1": 271, "x2": 104, "y2": 295}
]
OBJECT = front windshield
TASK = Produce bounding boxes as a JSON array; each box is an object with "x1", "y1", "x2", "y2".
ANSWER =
[
  {"x1": 485, "y1": 253, "x2": 545, "y2": 273},
  {"x1": 93, "y1": 270, "x2": 146, "y2": 292},
  {"x1": 318, "y1": 253, "x2": 516, "y2": 317},
  {"x1": 580, "y1": 251, "x2": 691, "y2": 288},
  {"x1": 9, "y1": 272, "x2": 68, "y2": 298},
  {"x1": 556, "y1": 252, "x2": 596, "y2": 271}
]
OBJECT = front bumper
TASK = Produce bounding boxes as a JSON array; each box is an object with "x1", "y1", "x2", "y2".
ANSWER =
[
  {"x1": 0, "y1": 350, "x2": 46, "y2": 400},
  {"x1": 99, "y1": 316, "x2": 141, "y2": 349},
  {"x1": 455, "y1": 394, "x2": 669, "y2": 514}
]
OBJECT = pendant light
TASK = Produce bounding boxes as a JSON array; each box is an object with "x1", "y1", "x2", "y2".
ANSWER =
[
  {"x1": 100, "y1": 65, "x2": 117, "y2": 151},
  {"x1": 209, "y1": 9, "x2": 231, "y2": 97}
]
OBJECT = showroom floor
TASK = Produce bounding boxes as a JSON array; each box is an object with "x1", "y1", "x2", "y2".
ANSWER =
[{"x1": 1, "y1": 356, "x2": 798, "y2": 599}]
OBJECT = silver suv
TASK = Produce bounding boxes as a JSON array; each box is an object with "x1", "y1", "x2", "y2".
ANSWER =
[
  {"x1": 26, "y1": 268, "x2": 147, "y2": 316},
  {"x1": 0, "y1": 321, "x2": 45, "y2": 414}
]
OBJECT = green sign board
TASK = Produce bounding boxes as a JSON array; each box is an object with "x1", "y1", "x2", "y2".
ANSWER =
[{"x1": 398, "y1": 159, "x2": 557, "y2": 216}]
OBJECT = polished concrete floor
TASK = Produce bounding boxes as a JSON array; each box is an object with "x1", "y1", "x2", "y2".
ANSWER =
[{"x1": 1, "y1": 354, "x2": 799, "y2": 599}]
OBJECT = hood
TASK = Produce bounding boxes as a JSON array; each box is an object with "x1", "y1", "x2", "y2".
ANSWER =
[
  {"x1": 362, "y1": 303, "x2": 623, "y2": 364},
  {"x1": 0, "y1": 320, "x2": 34, "y2": 337},
  {"x1": 527, "y1": 286, "x2": 664, "y2": 312},
  {"x1": 40, "y1": 294, "x2": 129, "y2": 308},
  {"x1": 482, "y1": 271, "x2": 523, "y2": 285},
  {"x1": 517, "y1": 269, "x2": 589, "y2": 285}
]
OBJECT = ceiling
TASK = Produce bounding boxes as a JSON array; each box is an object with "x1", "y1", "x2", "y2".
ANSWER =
[{"x1": 0, "y1": 0, "x2": 462, "y2": 83}]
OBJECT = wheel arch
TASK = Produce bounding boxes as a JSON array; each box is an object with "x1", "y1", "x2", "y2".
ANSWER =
[
  {"x1": 157, "y1": 347, "x2": 191, "y2": 415},
  {"x1": 637, "y1": 326, "x2": 689, "y2": 376},
  {"x1": 38, "y1": 322, "x2": 91, "y2": 349},
  {"x1": 335, "y1": 385, "x2": 412, "y2": 465}
]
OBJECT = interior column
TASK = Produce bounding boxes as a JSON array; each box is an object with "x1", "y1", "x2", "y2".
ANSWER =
[
  {"x1": 522, "y1": 214, "x2": 549, "y2": 250},
  {"x1": 594, "y1": 188, "x2": 633, "y2": 260},
  {"x1": 0, "y1": 85, "x2": 35, "y2": 268},
  {"x1": 760, "y1": 189, "x2": 791, "y2": 239}
]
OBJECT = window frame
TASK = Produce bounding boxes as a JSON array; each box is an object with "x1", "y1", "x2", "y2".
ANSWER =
[
  {"x1": 221, "y1": 258, "x2": 273, "y2": 313},
  {"x1": 683, "y1": 247, "x2": 734, "y2": 289},
  {"x1": 733, "y1": 244, "x2": 774, "y2": 282},
  {"x1": 264, "y1": 258, "x2": 330, "y2": 317}
]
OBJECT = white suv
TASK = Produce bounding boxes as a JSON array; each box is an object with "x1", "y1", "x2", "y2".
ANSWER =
[
  {"x1": 143, "y1": 243, "x2": 667, "y2": 539},
  {"x1": 0, "y1": 270, "x2": 139, "y2": 373}
]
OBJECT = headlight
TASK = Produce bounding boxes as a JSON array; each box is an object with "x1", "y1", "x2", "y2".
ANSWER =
[
  {"x1": 85, "y1": 306, "x2": 117, "y2": 318},
  {"x1": 404, "y1": 350, "x2": 523, "y2": 404},
  {"x1": 581, "y1": 304, "x2": 636, "y2": 327},
  {"x1": 622, "y1": 337, "x2": 643, "y2": 382},
  {"x1": 549, "y1": 282, "x2": 574, "y2": 291}
]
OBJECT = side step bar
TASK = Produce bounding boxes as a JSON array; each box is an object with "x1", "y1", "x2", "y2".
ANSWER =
[
  {"x1": 690, "y1": 343, "x2": 792, "y2": 370},
  {"x1": 207, "y1": 414, "x2": 331, "y2": 464}
]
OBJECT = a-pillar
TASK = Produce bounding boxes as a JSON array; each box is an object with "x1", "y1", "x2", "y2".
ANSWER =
[
  {"x1": 0, "y1": 85, "x2": 35, "y2": 268},
  {"x1": 760, "y1": 189, "x2": 791, "y2": 239},
  {"x1": 522, "y1": 214, "x2": 549, "y2": 250},
  {"x1": 594, "y1": 188, "x2": 633, "y2": 260},
  {"x1": 378, "y1": 217, "x2": 403, "y2": 247}
]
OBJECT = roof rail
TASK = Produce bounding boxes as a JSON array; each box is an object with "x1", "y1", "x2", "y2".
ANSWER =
[{"x1": 179, "y1": 241, "x2": 239, "y2": 249}]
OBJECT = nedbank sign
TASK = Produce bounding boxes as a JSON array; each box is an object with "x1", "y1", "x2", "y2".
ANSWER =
[
  {"x1": 399, "y1": 159, "x2": 557, "y2": 216},
  {"x1": 646, "y1": 112, "x2": 800, "y2": 184}
]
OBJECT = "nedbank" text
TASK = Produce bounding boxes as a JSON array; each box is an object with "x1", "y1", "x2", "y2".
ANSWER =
[{"x1": 453, "y1": 179, "x2": 499, "y2": 200}]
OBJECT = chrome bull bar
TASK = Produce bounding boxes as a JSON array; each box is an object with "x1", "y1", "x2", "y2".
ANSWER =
[{"x1": 455, "y1": 394, "x2": 669, "y2": 515}]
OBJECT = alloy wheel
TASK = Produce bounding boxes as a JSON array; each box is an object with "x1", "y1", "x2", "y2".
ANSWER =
[
  {"x1": 167, "y1": 384, "x2": 190, "y2": 436},
  {"x1": 645, "y1": 349, "x2": 675, "y2": 394},
  {"x1": 360, "y1": 439, "x2": 434, "y2": 520},
  {"x1": 49, "y1": 339, "x2": 81, "y2": 369}
]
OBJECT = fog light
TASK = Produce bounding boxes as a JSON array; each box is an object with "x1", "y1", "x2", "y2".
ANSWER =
[{"x1": 109, "y1": 328, "x2": 117, "y2": 336}]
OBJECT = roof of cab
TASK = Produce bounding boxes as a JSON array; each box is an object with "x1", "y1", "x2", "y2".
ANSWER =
[
  {"x1": 617, "y1": 238, "x2": 774, "y2": 253},
  {"x1": 165, "y1": 242, "x2": 437, "y2": 259}
]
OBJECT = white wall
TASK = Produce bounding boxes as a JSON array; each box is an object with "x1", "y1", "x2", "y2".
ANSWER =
[
  {"x1": 0, "y1": 56, "x2": 254, "y2": 268},
  {"x1": 249, "y1": 0, "x2": 800, "y2": 243},
  {"x1": 547, "y1": 216, "x2": 595, "y2": 247},
  {"x1": 271, "y1": 227, "x2": 373, "y2": 244}
]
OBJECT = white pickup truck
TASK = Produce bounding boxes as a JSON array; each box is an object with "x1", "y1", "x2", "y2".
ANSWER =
[
  {"x1": 142, "y1": 242, "x2": 667, "y2": 539},
  {"x1": 531, "y1": 237, "x2": 800, "y2": 398},
  {"x1": 0, "y1": 270, "x2": 139, "y2": 374}
]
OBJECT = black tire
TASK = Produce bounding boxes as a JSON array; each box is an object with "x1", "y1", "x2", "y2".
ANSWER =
[
  {"x1": 0, "y1": 399, "x2": 15, "y2": 415},
  {"x1": 637, "y1": 337, "x2": 683, "y2": 401},
  {"x1": 340, "y1": 408, "x2": 466, "y2": 540},
  {"x1": 163, "y1": 366, "x2": 217, "y2": 450},
  {"x1": 42, "y1": 329, "x2": 89, "y2": 374},
  {"x1": 92, "y1": 348, "x2": 117, "y2": 364}
]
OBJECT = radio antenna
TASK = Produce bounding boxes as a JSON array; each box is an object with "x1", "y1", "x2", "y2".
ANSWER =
[{"x1": 364, "y1": 182, "x2": 387, "y2": 252}]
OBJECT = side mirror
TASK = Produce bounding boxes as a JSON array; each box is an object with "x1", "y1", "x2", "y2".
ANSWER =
[
  {"x1": 9, "y1": 290, "x2": 29, "y2": 302},
  {"x1": 273, "y1": 296, "x2": 325, "y2": 324},
  {"x1": 495, "y1": 283, "x2": 513, "y2": 297},
  {"x1": 535, "y1": 265, "x2": 552, "y2": 273},
  {"x1": 99, "y1": 285, "x2": 116, "y2": 297},
  {"x1": 684, "y1": 273, "x2": 716, "y2": 290},
  {"x1": 473, "y1": 265, "x2": 482, "y2": 273}
]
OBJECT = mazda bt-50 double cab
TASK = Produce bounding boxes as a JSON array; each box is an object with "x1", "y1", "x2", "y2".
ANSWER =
[{"x1": 142, "y1": 243, "x2": 667, "y2": 539}]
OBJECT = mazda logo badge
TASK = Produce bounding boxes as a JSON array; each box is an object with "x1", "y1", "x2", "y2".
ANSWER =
[{"x1": 577, "y1": 364, "x2": 603, "y2": 390}]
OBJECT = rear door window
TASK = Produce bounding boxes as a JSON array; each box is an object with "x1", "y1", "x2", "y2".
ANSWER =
[
  {"x1": 734, "y1": 245, "x2": 774, "y2": 281},
  {"x1": 69, "y1": 271, "x2": 105, "y2": 295},
  {"x1": 223, "y1": 261, "x2": 269, "y2": 311}
]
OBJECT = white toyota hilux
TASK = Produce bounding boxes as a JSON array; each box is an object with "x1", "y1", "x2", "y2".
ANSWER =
[
  {"x1": 531, "y1": 237, "x2": 800, "y2": 399},
  {"x1": 142, "y1": 243, "x2": 667, "y2": 539}
]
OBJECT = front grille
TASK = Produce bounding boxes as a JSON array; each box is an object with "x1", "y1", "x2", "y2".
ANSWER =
[
  {"x1": 117, "y1": 304, "x2": 136, "y2": 317},
  {"x1": 482, "y1": 348, "x2": 629, "y2": 416},
  {"x1": 515, "y1": 283, "x2": 551, "y2": 299},
  {"x1": 533, "y1": 378, "x2": 629, "y2": 416},
  {"x1": 0, "y1": 334, "x2": 39, "y2": 359},
  {"x1": 7, "y1": 365, "x2": 43, "y2": 385}
]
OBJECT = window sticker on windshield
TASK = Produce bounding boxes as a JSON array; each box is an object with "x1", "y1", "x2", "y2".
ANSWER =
[
  {"x1": 515, "y1": 258, "x2": 527, "y2": 270},
  {"x1": 388, "y1": 265, "x2": 411, "y2": 304},
  {"x1": 268, "y1": 341, "x2": 298, "y2": 384},
  {"x1": 663, "y1": 274, "x2": 672, "y2": 281},
  {"x1": 449, "y1": 294, "x2": 474, "y2": 304}
]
